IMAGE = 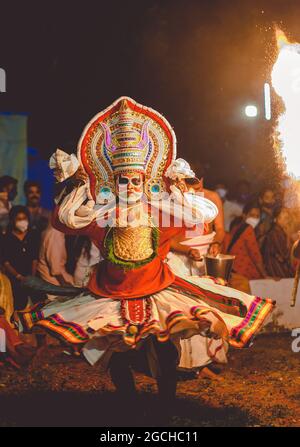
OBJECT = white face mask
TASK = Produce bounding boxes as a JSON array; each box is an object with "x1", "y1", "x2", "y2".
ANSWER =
[
  {"x1": 215, "y1": 188, "x2": 227, "y2": 199},
  {"x1": 15, "y1": 219, "x2": 29, "y2": 232},
  {"x1": 245, "y1": 217, "x2": 260, "y2": 229}
]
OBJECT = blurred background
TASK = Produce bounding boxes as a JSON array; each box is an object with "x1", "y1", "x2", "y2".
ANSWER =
[{"x1": 1, "y1": 0, "x2": 300, "y2": 204}]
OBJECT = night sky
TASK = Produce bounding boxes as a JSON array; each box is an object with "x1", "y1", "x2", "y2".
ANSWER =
[{"x1": 1, "y1": 0, "x2": 300, "y2": 188}]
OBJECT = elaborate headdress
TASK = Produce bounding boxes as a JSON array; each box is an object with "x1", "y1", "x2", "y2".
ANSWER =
[{"x1": 77, "y1": 96, "x2": 176, "y2": 203}]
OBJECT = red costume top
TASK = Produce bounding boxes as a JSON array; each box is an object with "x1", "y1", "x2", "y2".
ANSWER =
[{"x1": 53, "y1": 208, "x2": 185, "y2": 299}]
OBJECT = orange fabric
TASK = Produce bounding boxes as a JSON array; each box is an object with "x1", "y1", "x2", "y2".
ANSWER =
[
  {"x1": 52, "y1": 207, "x2": 185, "y2": 299},
  {"x1": 224, "y1": 224, "x2": 263, "y2": 280},
  {"x1": 0, "y1": 315, "x2": 23, "y2": 351}
]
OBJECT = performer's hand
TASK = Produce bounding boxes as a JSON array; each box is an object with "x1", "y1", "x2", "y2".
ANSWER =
[
  {"x1": 188, "y1": 248, "x2": 202, "y2": 261},
  {"x1": 208, "y1": 242, "x2": 221, "y2": 256}
]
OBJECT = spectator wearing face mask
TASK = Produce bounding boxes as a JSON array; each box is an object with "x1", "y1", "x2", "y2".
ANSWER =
[
  {"x1": 1, "y1": 206, "x2": 40, "y2": 310},
  {"x1": 262, "y1": 207, "x2": 294, "y2": 278},
  {"x1": 0, "y1": 175, "x2": 18, "y2": 234},
  {"x1": 24, "y1": 180, "x2": 51, "y2": 234},
  {"x1": 256, "y1": 187, "x2": 277, "y2": 247},
  {"x1": 224, "y1": 202, "x2": 268, "y2": 292},
  {"x1": 215, "y1": 183, "x2": 243, "y2": 232}
]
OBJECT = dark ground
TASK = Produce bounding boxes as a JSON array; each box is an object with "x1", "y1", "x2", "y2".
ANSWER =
[{"x1": 0, "y1": 333, "x2": 299, "y2": 427}]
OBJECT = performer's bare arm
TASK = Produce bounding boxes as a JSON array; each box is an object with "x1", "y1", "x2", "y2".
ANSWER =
[
  {"x1": 203, "y1": 189, "x2": 225, "y2": 255},
  {"x1": 170, "y1": 233, "x2": 202, "y2": 261}
]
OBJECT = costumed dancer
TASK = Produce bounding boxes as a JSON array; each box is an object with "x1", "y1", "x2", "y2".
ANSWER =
[{"x1": 18, "y1": 97, "x2": 275, "y2": 420}]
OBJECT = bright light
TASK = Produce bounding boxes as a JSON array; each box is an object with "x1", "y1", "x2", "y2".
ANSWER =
[
  {"x1": 244, "y1": 105, "x2": 258, "y2": 117},
  {"x1": 271, "y1": 28, "x2": 300, "y2": 179},
  {"x1": 264, "y1": 83, "x2": 271, "y2": 120}
]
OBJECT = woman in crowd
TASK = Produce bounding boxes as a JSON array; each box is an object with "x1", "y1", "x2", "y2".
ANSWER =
[
  {"x1": 1, "y1": 206, "x2": 40, "y2": 311},
  {"x1": 224, "y1": 201, "x2": 268, "y2": 292},
  {"x1": 262, "y1": 207, "x2": 294, "y2": 278}
]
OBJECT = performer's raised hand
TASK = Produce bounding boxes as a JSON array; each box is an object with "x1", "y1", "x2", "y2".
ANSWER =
[{"x1": 49, "y1": 148, "x2": 80, "y2": 182}]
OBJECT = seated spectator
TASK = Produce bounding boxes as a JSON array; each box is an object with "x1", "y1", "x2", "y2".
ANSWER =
[
  {"x1": 37, "y1": 224, "x2": 74, "y2": 291},
  {"x1": 256, "y1": 187, "x2": 276, "y2": 246},
  {"x1": 72, "y1": 236, "x2": 101, "y2": 287},
  {"x1": 215, "y1": 182, "x2": 243, "y2": 232},
  {"x1": 0, "y1": 175, "x2": 18, "y2": 234},
  {"x1": 2, "y1": 206, "x2": 40, "y2": 310},
  {"x1": 224, "y1": 202, "x2": 268, "y2": 292},
  {"x1": 24, "y1": 180, "x2": 51, "y2": 234},
  {"x1": 262, "y1": 207, "x2": 294, "y2": 278}
]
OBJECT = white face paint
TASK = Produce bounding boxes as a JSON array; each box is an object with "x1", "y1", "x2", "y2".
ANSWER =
[{"x1": 116, "y1": 173, "x2": 144, "y2": 204}]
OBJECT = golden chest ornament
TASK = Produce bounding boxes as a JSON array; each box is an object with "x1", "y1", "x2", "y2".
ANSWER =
[
  {"x1": 112, "y1": 225, "x2": 154, "y2": 262},
  {"x1": 104, "y1": 207, "x2": 159, "y2": 269}
]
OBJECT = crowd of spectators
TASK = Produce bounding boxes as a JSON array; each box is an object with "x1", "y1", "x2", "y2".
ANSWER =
[{"x1": 0, "y1": 175, "x2": 100, "y2": 366}]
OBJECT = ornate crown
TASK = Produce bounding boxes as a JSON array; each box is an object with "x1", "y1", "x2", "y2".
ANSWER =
[
  {"x1": 101, "y1": 99, "x2": 149, "y2": 174},
  {"x1": 77, "y1": 96, "x2": 176, "y2": 203}
]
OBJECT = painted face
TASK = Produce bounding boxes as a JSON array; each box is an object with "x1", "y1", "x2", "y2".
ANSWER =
[{"x1": 116, "y1": 173, "x2": 144, "y2": 204}]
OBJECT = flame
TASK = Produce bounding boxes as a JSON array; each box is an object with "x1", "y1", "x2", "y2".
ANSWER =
[
  {"x1": 271, "y1": 28, "x2": 300, "y2": 179},
  {"x1": 275, "y1": 28, "x2": 290, "y2": 49}
]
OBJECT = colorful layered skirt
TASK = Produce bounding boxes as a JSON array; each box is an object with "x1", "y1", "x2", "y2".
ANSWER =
[{"x1": 18, "y1": 276, "x2": 274, "y2": 366}]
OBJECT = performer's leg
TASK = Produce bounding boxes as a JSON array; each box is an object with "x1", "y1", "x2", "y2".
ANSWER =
[
  {"x1": 108, "y1": 350, "x2": 137, "y2": 398},
  {"x1": 153, "y1": 338, "x2": 178, "y2": 418}
]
